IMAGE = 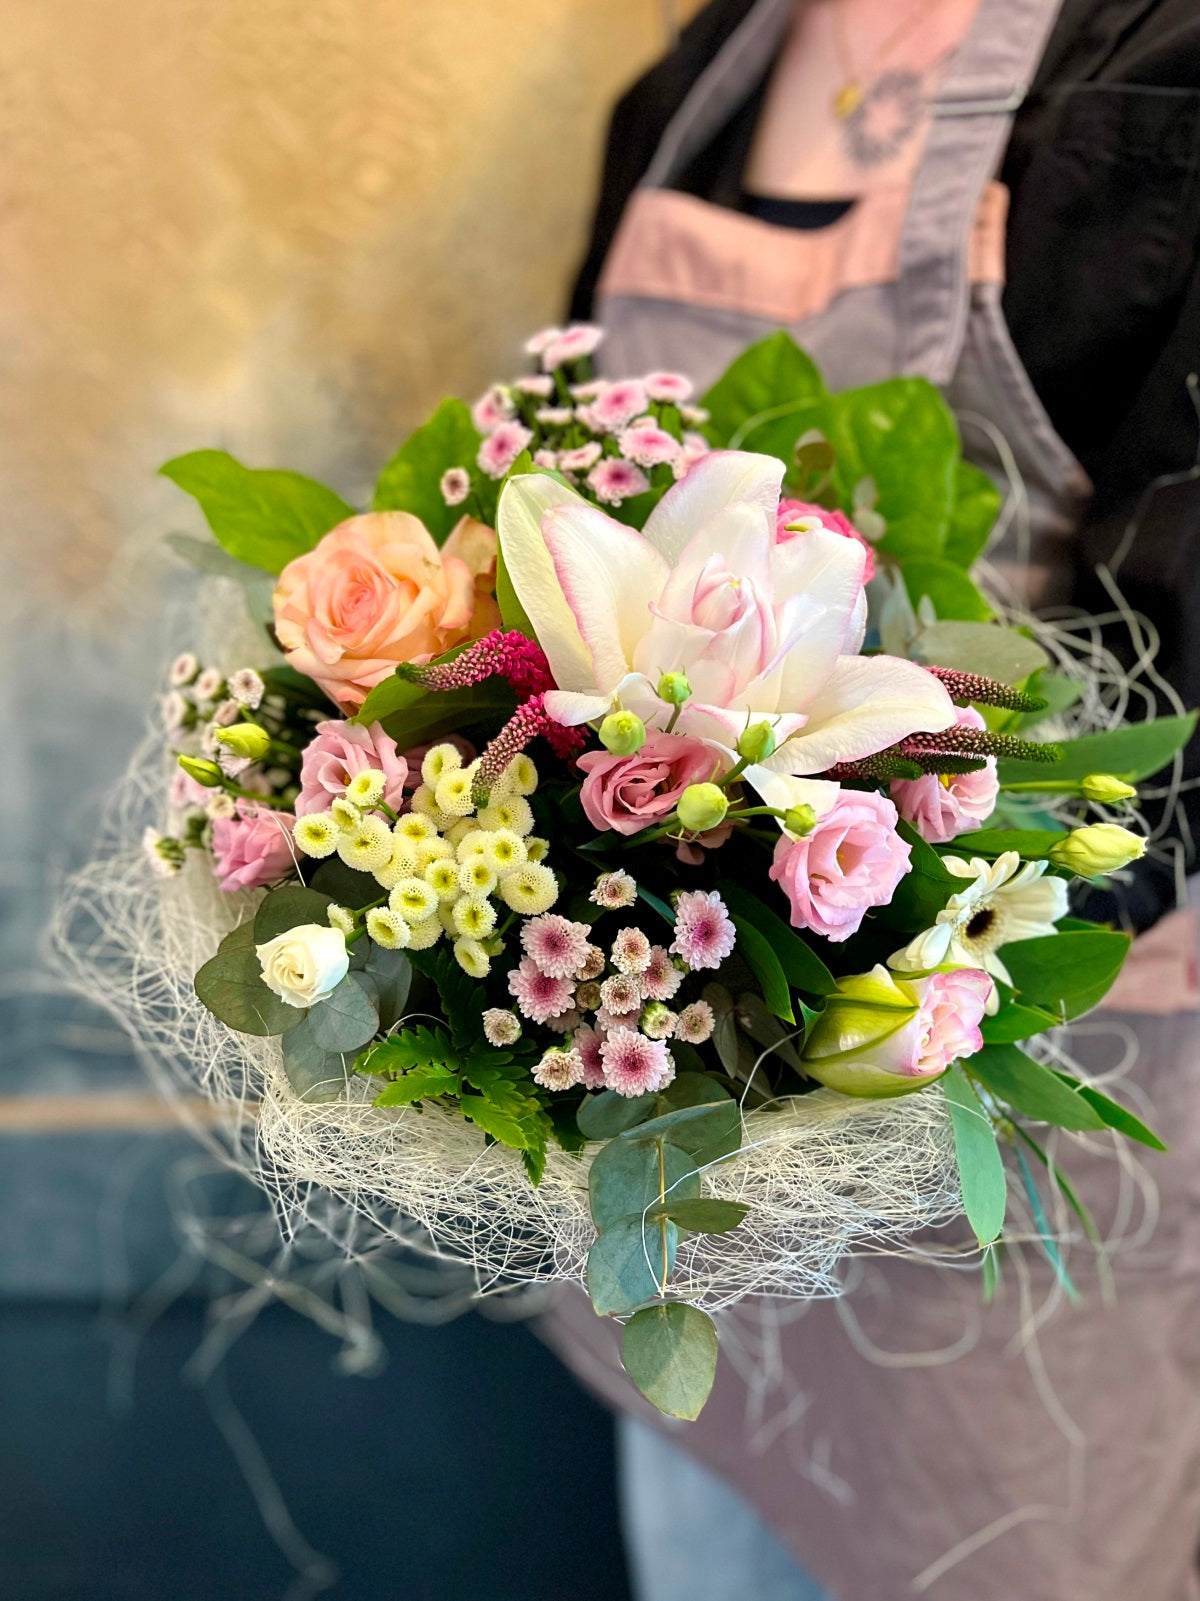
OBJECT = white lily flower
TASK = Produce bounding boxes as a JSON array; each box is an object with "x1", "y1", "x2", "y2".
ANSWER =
[
  {"x1": 497, "y1": 452, "x2": 956, "y2": 795},
  {"x1": 889, "y1": 850, "x2": 1069, "y2": 999}
]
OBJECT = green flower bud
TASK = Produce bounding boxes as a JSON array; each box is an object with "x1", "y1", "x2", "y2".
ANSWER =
[
  {"x1": 599, "y1": 710, "x2": 647, "y2": 755},
  {"x1": 801, "y1": 966, "x2": 926, "y2": 1099},
  {"x1": 783, "y1": 804, "x2": 818, "y2": 837},
  {"x1": 677, "y1": 782, "x2": 729, "y2": 833},
  {"x1": 656, "y1": 671, "x2": 691, "y2": 706},
  {"x1": 737, "y1": 720, "x2": 777, "y2": 763},
  {"x1": 177, "y1": 754, "x2": 224, "y2": 788},
  {"x1": 213, "y1": 722, "x2": 272, "y2": 761},
  {"x1": 1048, "y1": 823, "x2": 1146, "y2": 877},
  {"x1": 1080, "y1": 773, "x2": 1138, "y2": 804}
]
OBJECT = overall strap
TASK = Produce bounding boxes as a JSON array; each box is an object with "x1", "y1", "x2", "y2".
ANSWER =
[{"x1": 895, "y1": 0, "x2": 1065, "y2": 383}]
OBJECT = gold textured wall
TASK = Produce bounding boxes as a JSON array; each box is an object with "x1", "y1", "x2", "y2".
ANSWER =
[{"x1": 2, "y1": 0, "x2": 698, "y2": 599}]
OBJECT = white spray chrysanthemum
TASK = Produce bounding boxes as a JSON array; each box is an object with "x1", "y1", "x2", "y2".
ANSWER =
[
  {"x1": 479, "y1": 829, "x2": 527, "y2": 873},
  {"x1": 424, "y1": 859, "x2": 461, "y2": 902},
  {"x1": 295, "y1": 812, "x2": 339, "y2": 859},
  {"x1": 421, "y1": 742, "x2": 463, "y2": 787},
  {"x1": 345, "y1": 768, "x2": 386, "y2": 809},
  {"x1": 169, "y1": 652, "x2": 200, "y2": 687},
  {"x1": 453, "y1": 896, "x2": 497, "y2": 939},
  {"x1": 453, "y1": 937, "x2": 491, "y2": 979},
  {"x1": 497, "y1": 754, "x2": 538, "y2": 797},
  {"x1": 482, "y1": 1008, "x2": 521, "y2": 1047},
  {"x1": 331, "y1": 796, "x2": 361, "y2": 830},
  {"x1": 479, "y1": 795, "x2": 534, "y2": 836},
  {"x1": 326, "y1": 904, "x2": 357, "y2": 937},
  {"x1": 498, "y1": 863, "x2": 558, "y2": 916},
  {"x1": 435, "y1": 767, "x2": 477, "y2": 817},
  {"x1": 389, "y1": 877, "x2": 439, "y2": 923},
  {"x1": 366, "y1": 907, "x2": 412, "y2": 950},
  {"x1": 395, "y1": 813, "x2": 435, "y2": 844},
  {"x1": 406, "y1": 916, "x2": 444, "y2": 950},
  {"x1": 337, "y1": 814, "x2": 393, "y2": 873},
  {"x1": 228, "y1": 667, "x2": 265, "y2": 709},
  {"x1": 524, "y1": 836, "x2": 550, "y2": 864},
  {"x1": 373, "y1": 840, "x2": 419, "y2": 890}
]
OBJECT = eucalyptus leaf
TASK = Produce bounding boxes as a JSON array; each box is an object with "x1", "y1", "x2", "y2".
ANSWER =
[
  {"x1": 281, "y1": 1017, "x2": 351, "y2": 1102},
  {"x1": 646, "y1": 1197, "x2": 748, "y2": 1234},
  {"x1": 588, "y1": 1137, "x2": 699, "y2": 1232},
  {"x1": 253, "y1": 886, "x2": 334, "y2": 946},
  {"x1": 194, "y1": 921, "x2": 305, "y2": 1037},
  {"x1": 586, "y1": 1216, "x2": 677, "y2": 1316},
  {"x1": 304, "y1": 971, "x2": 380, "y2": 1053},
  {"x1": 620, "y1": 1302, "x2": 719, "y2": 1421},
  {"x1": 309, "y1": 859, "x2": 380, "y2": 908},
  {"x1": 619, "y1": 1101, "x2": 742, "y2": 1167},
  {"x1": 372, "y1": 398, "x2": 480, "y2": 542},
  {"x1": 577, "y1": 1090, "x2": 657, "y2": 1140},
  {"x1": 361, "y1": 944, "x2": 413, "y2": 1030},
  {"x1": 944, "y1": 1064, "x2": 1007, "y2": 1246}
]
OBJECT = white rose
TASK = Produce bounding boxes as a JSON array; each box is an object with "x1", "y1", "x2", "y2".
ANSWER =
[{"x1": 256, "y1": 923, "x2": 349, "y2": 1009}]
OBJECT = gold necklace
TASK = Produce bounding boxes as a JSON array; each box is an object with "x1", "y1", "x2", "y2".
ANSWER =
[{"x1": 830, "y1": 0, "x2": 946, "y2": 121}]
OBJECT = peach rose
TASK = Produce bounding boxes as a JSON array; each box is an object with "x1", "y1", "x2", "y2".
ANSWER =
[{"x1": 273, "y1": 512, "x2": 500, "y2": 710}]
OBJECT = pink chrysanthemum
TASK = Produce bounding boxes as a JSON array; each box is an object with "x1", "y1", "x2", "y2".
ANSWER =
[
  {"x1": 540, "y1": 323, "x2": 603, "y2": 371},
  {"x1": 671, "y1": 890, "x2": 736, "y2": 971},
  {"x1": 532, "y1": 1045, "x2": 584, "y2": 1092},
  {"x1": 600, "y1": 972, "x2": 642, "y2": 1017},
  {"x1": 643, "y1": 371, "x2": 694, "y2": 403},
  {"x1": 618, "y1": 423, "x2": 681, "y2": 469},
  {"x1": 478, "y1": 421, "x2": 533, "y2": 480},
  {"x1": 576, "y1": 944, "x2": 606, "y2": 982},
  {"x1": 558, "y1": 442, "x2": 603, "y2": 472},
  {"x1": 673, "y1": 430, "x2": 712, "y2": 481},
  {"x1": 590, "y1": 870, "x2": 637, "y2": 910},
  {"x1": 573, "y1": 1025, "x2": 607, "y2": 1090},
  {"x1": 522, "y1": 914, "x2": 591, "y2": 979},
  {"x1": 471, "y1": 384, "x2": 514, "y2": 432},
  {"x1": 523, "y1": 327, "x2": 562, "y2": 356},
  {"x1": 440, "y1": 467, "x2": 471, "y2": 506},
  {"x1": 514, "y1": 373, "x2": 555, "y2": 397},
  {"x1": 482, "y1": 1008, "x2": 521, "y2": 1047},
  {"x1": 533, "y1": 449, "x2": 558, "y2": 469},
  {"x1": 641, "y1": 1002, "x2": 677, "y2": 1041},
  {"x1": 641, "y1": 945, "x2": 684, "y2": 1002},
  {"x1": 508, "y1": 957, "x2": 575, "y2": 1024},
  {"x1": 535, "y1": 406, "x2": 573, "y2": 427},
  {"x1": 575, "y1": 980, "x2": 603, "y2": 1011},
  {"x1": 611, "y1": 927, "x2": 652, "y2": 975},
  {"x1": 543, "y1": 1007, "x2": 582, "y2": 1036},
  {"x1": 583, "y1": 379, "x2": 647, "y2": 433},
  {"x1": 675, "y1": 1000, "x2": 715, "y2": 1045},
  {"x1": 570, "y1": 379, "x2": 606, "y2": 402},
  {"x1": 600, "y1": 1028, "x2": 674, "y2": 1098},
  {"x1": 587, "y1": 457, "x2": 650, "y2": 506}
]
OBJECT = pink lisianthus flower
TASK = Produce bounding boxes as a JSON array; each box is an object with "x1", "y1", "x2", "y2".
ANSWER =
[
  {"x1": 769, "y1": 790, "x2": 911, "y2": 942},
  {"x1": 890, "y1": 707, "x2": 1000, "y2": 844},
  {"x1": 577, "y1": 732, "x2": 715, "y2": 836},
  {"x1": 478, "y1": 421, "x2": 534, "y2": 480},
  {"x1": 775, "y1": 499, "x2": 876, "y2": 582},
  {"x1": 211, "y1": 804, "x2": 296, "y2": 892},
  {"x1": 295, "y1": 719, "x2": 410, "y2": 817},
  {"x1": 914, "y1": 968, "x2": 994, "y2": 1074}
]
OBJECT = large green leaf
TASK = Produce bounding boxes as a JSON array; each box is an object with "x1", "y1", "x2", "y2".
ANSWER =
[
  {"x1": 946, "y1": 829, "x2": 1064, "y2": 859},
  {"x1": 586, "y1": 1216, "x2": 678, "y2": 1315},
  {"x1": 871, "y1": 821, "x2": 956, "y2": 928},
  {"x1": 577, "y1": 1090, "x2": 658, "y2": 1140},
  {"x1": 944, "y1": 1064, "x2": 1006, "y2": 1246},
  {"x1": 911, "y1": 620, "x2": 1049, "y2": 684},
  {"x1": 372, "y1": 398, "x2": 480, "y2": 542},
  {"x1": 979, "y1": 1002, "x2": 1061, "y2": 1043},
  {"x1": 1000, "y1": 930, "x2": 1130, "y2": 1019},
  {"x1": 902, "y1": 558, "x2": 993, "y2": 622},
  {"x1": 588, "y1": 1137, "x2": 699, "y2": 1232},
  {"x1": 1053, "y1": 1075, "x2": 1167, "y2": 1150},
  {"x1": 621, "y1": 1302, "x2": 719, "y2": 1420},
  {"x1": 377, "y1": 681, "x2": 517, "y2": 747},
  {"x1": 194, "y1": 921, "x2": 305, "y2": 1037},
  {"x1": 701, "y1": 331, "x2": 826, "y2": 449},
  {"x1": 253, "y1": 885, "x2": 334, "y2": 946},
  {"x1": 997, "y1": 714, "x2": 1197, "y2": 788},
  {"x1": 719, "y1": 883, "x2": 836, "y2": 995},
  {"x1": 160, "y1": 450, "x2": 354, "y2": 574},
  {"x1": 970, "y1": 1044, "x2": 1106, "y2": 1132},
  {"x1": 729, "y1": 913, "x2": 794, "y2": 1023},
  {"x1": 943, "y1": 460, "x2": 1001, "y2": 567},
  {"x1": 495, "y1": 533, "x2": 535, "y2": 637},
  {"x1": 646, "y1": 1197, "x2": 748, "y2": 1233},
  {"x1": 618, "y1": 1100, "x2": 742, "y2": 1167}
]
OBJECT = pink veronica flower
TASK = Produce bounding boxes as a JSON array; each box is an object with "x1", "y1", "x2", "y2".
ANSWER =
[
  {"x1": 618, "y1": 423, "x2": 682, "y2": 469},
  {"x1": 577, "y1": 731, "x2": 714, "y2": 836},
  {"x1": 540, "y1": 323, "x2": 604, "y2": 371},
  {"x1": 769, "y1": 789, "x2": 910, "y2": 943},
  {"x1": 890, "y1": 706, "x2": 999, "y2": 844},
  {"x1": 583, "y1": 380, "x2": 648, "y2": 433},
  {"x1": 478, "y1": 421, "x2": 533, "y2": 480},
  {"x1": 508, "y1": 957, "x2": 575, "y2": 1024},
  {"x1": 601, "y1": 1028, "x2": 674, "y2": 1097},
  {"x1": 471, "y1": 385, "x2": 515, "y2": 432},
  {"x1": 776, "y1": 499, "x2": 876, "y2": 582},
  {"x1": 295, "y1": 720, "x2": 410, "y2": 817},
  {"x1": 644, "y1": 371, "x2": 694, "y2": 403},
  {"x1": 211, "y1": 804, "x2": 296, "y2": 893},
  {"x1": 587, "y1": 458, "x2": 649, "y2": 506},
  {"x1": 671, "y1": 889, "x2": 736, "y2": 970},
  {"x1": 521, "y1": 914, "x2": 591, "y2": 980}
]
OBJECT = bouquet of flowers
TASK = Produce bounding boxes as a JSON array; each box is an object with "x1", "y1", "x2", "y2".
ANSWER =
[{"x1": 66, "y1": 327, "x2": 1193, "y2": 1420}]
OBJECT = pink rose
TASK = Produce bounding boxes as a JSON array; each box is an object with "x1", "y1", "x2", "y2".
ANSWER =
[
  {"x1": 577, "y1": 732, "x2": 715, "y2": 836},
  {"x1": 295, "y1": 719, "x2": 411, "y2": 817},
  {"x1": 769, "y1": 790, "x2": 910, "y2": 942},
  {"x1": 890, "y1": 707, "x2": 999, "y2": 844},
  {"x1": 211, "y1": 804, "x2": 296, "y2": 892},
  {"x1": 273, "y1": 512, "x2": 501, "y2": 711},
  {"x1": 776, "y1": 499, "x2": 876, "y2": 581}
]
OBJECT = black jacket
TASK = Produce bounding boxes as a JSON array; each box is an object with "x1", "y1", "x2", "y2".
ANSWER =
[{"x1": 572, "y1": 0, "x2": 1200, "y2": 931}]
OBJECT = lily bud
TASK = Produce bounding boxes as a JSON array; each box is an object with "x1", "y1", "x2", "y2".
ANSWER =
[
  {"x1": 213, "y1": 722, "x2": 272, "y2": 762},
  {"x1": 677, "y1": 782, "x2": 729, "y2": 833},
  {"x1": 783, "y1": 804, "x2": 818, "y2": 837},
  {"x1": 599, "y1": 710, "x2": 647, "y2": 755},
  {"x1": 1048, "y1": 823, "x2": 1146, "y2": 877},
  {"x1": 177, "y1": 754, "x2": 224, "y2": 788},
  {"x1": 656, "y1": 671, "x2": 691, "y2": 706},
  {"x1": 737, "y1": 720, "x2": 777, "y2": 763},
  {"x1": 1080, "y1": 773, "x2": 1138, "y2": 804}
]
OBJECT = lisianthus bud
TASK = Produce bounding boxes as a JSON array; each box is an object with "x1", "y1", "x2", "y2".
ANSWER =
[
  {"x1": 213, "y1": 722, "x2": 272, "y2": 761},
  {"x1": 1080, "y1": 773, "x2": 1138, "y2": 804},
  {"x1": 1049, "y1": 823, "x2": 1146, "y2": 877},
  {"x1": 177, "y1": 754, "x2": 224, "y2": 788},
  {"x1": 737, "y1": 720, "x2": 777, "y2": 763},
  {"x1": 802, "y1": 965, "x2": 991, "y2": 1098},
  {"x1": 599, "y1": 710, "x2": 647, "y2": 755},
  {"x1": 783, "y1": 804, "x2": 818, "y2": 837},
  {"x1": 677, "y1": 782, "x2": 729, "y2": 833},
  {"x1": 656, "y1": 671, "x2": 691, "y2": 706}
]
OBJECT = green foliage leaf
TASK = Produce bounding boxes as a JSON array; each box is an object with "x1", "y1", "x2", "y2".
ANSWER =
[
  {"x1": 980, "y1": 1003, "x2": 1061, "y2": 1043},
  {"x1": 357, "y1": 1024, "x2": 459, "y2": 1077},
  {"x1": 377, "y1": 681, "x2": 517, "y2": 749},
  {"x1": 194, "y1": 921, "x2": 305, "y2": 1037},
  {"x1": 304, "y1": 971, "x2": 379, "y2": 1053},
  {"x1": 620, "y1": 1302, "x2": 719, "y2": 1421},
  {"x1": 160, "y1": 449, "x2": 354, "y2": 574},
  {"x1": 912, "y1": 620, "x2": 1049, "y2": 684},
  {"x1": 948, "y1": 829, "x2": 1064, "y2": 858},
  {"x1": 1001, "y1": 930, "x2": 1130, "y2": 1020},
  {"x1": 944, "y1": 1064, "x2": 1007, "y2": 1246},
  {"x1": 619, "y1": 1100, "x2": 742, "y2": 1167},
  {"x1": 354, "y1": 674, "x2": 428, "y2": 728},
  {"x1": 1053, "y1": 1076, "x2": 1167, "y2": 1150},
  {"x1": 902, "y1": 557, "x2": 993, "y2": 622},
  {"x1": 970, "y1": 1044, "x2": 1106, "y2": 1131},
  {"x1": 729, "y1": 913, "x2": 793, "y2": 1023},
  {"x1": 997, "y1": 714, "x2": 1198, "y2": 788},
  {"x1": 588, "y1": 1137, "x2": 700, "y2": 1232},
  {"x1": 718, "y1": 883, "x2": 836, "y2": 995},
  {"x1": 374, "y1": 1064, "x2": 462, "y2": 1106},
  {"x1": 461, "y1": 1092, "x2": 548, "y2": 1153},
  {"x1": 1010, "y1": 671, "x2": 1083, "y2": 732},
  {"x1": 943, "y1": 460, "x2": 1001, "y2": 568},
  {"x1": 253, "y1": 886, "x2": 334, "y2": 946},
  {"x1": 372, "y1": 398, "x2": 480, "y2": 542},
  {"x1": 646, "y1": 1197, "x2": 748, "y2": 1234},
  {"x1": 308, "y1": 859, "x2": 380, "y2": 908},
  {"x1": 586, "y1": 1216, "x2": 678, "y2": 1316},
  {"x1": 871, "y1": 821, "x2": 956, "y2": 928},
  {"x1": 280, "y1": 1017, "x2": 351, "y2": 1102},
  {"x1": 577, "y1": 1090, "x2": 657, "y2": 1140},
  {"x1": 701, "y1": 331, "x2": 826, "y2": 450},
  {"x1": 635, "y1": 884, "x2": 676, "y2": 926}
]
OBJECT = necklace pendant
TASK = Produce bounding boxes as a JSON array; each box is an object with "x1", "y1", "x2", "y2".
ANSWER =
[{"x1": 833, "y1": 81, "x2": 864, "y2": 121}]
